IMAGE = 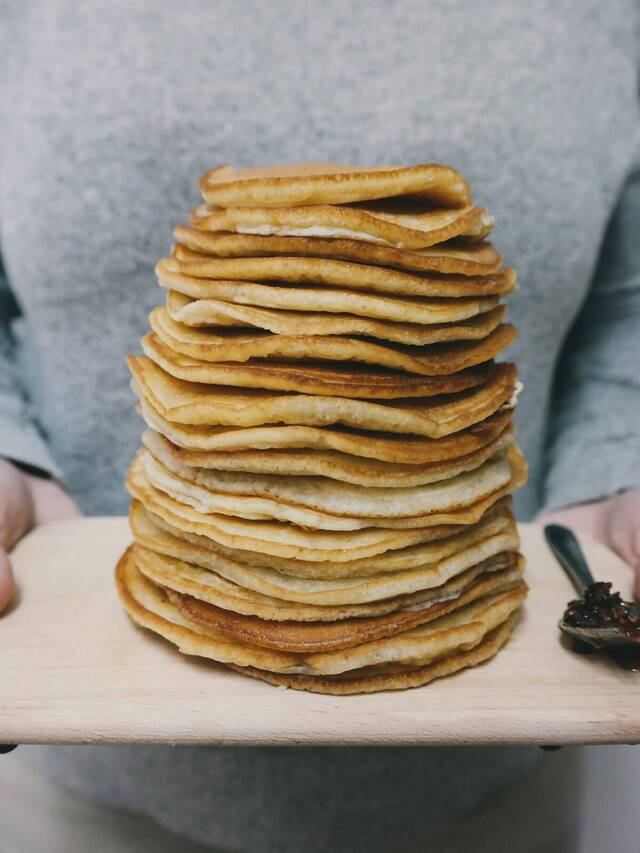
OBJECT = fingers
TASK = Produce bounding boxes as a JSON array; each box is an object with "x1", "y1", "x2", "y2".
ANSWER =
[
  {"x1": 603, "y1": 489, "x2": 640, "y2": 567},
  {"x1": 25, "y1": 476, "x2": 82, "y2": 526},
  {"x1": 597, "y1": 489, "x2": 640, "y2": 601},
  {"x1": 0, "y1": 459, "x2": 35, "y2": 550},
  {"x1": 0, "y1": 548, "x2": 14, "y2": 613}
]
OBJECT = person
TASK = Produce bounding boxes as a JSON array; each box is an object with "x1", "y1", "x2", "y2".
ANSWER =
[{"x1": 0, "y1": 2, "x2": 639, "y2": 851}]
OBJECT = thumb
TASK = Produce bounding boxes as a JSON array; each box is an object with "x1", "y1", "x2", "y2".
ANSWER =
[{"x1": 0, "y1": 547, "x2": 14, "y2": 613}]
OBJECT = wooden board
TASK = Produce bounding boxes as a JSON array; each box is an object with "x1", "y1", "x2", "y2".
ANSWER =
[{"x1": 1, "y1": 518, "x2": 639, "y2": 747}]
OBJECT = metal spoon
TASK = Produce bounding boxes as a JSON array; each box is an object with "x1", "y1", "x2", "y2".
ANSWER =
[{"x1": 544, "y1": 524, "x2": 640, "y2": 648}]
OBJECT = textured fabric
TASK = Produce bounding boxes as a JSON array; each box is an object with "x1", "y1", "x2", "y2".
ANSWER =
[
  {"x1": 0, "y1": 270, "x2": 61, "y2": 477},
  {"x1": 544, "y1": 164, "x2": 640, "y2": 508},
  {"x1": 1, "y1": 2, "x2": 639, "y2": 851},
  {"x1": 0, "y1": 755, "x2": 217, "y2": 853},
  {"x1": 1, "y1": 748, "x2": 581, "y2": 853}
]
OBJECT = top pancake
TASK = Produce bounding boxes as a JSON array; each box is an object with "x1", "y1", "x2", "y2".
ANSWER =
[
  {"x1": 198, "y1": 163, "x2": 472, "y2": 209},
  {"x1": 173, "y1": 228, "x2": 503, "y2": 277},
  {"x1": 189, "y1": 202, "x2": 494, "y2": 250}
]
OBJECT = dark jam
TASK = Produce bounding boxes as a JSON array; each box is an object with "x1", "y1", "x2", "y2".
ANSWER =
[{"x1": 564, "y1": 582, "x2": 640, "y2": 642}]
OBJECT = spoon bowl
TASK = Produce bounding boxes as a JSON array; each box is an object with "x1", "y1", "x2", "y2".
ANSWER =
[{"x1": 558, "y1": 622, "x2": 634, "y2": 649}]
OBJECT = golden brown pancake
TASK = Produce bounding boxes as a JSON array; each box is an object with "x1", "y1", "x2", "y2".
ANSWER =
[
  {"x1": 227, "y1": 616, "x2": 517, "y2": 695},
  {"x1": 130, "y1": 497, "x2": 515, "y2": 581},
  {"x1": 127, "y1": 356, "x2": 518, "y2": 437},
  {"x1": 131, "y1": 504, "x2": 521, "y2": 623},
  {"x1": 116, "y1": 548, "x2": 525, "y2": 677},
  {"x1": 127, "y1": 447, "x2": 526, "y2": 551},
  {"x1": 189, "y1": 201, "x2": 493, "y2": 250},
  {"x1": 166, "y1": 561, "x2": 524, "y2": 652},
  {"x1": 159, "y1": 272, "x2": 503, "y2": 326},
  {"x1": 140, "y1": 426, "x2": 514, "y2": 488},
  {"x1": 166, "y1": 290, "x2": 507, "y2": 346},
  {"x1": 139, "y1": 443, "x2": 523, "y2": 528},
  {"x1": 168, "y1": 246, "x2": 515, "y2": 295},
  {"x1": 141, "y1": 331, "x2": 500, "y2": 398},
  {"x1": 128, "y1": 465, "x2": 483, "y2": 562},
  {"x1": 133, "y1": 522, "x2": 521, "y2": 616},
  {"x1": 126, "y1": 455, "x2": 523, "y2": 563},
  {"x1": 149, "y1": 306, "x2": 516, "y2": 379},
  {"x1": 198, "y1": 162, "x2": 472, "y2": 208},
  {"x1": 135, "y1": 392, "x2": 513, "y2": 463},
  {"x1": 173, "y1": 227, "x2": 503, "y2": 276}
]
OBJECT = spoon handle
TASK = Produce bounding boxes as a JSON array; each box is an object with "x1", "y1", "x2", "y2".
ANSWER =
[{"x1": 544, "y1": 524, "x2": 596, "y2": 595}]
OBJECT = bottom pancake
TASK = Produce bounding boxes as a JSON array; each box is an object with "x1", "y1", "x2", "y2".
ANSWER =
[
  {"x1": 116, "y1": 547, "x2": 526, "y2": 681},
  {"x1": 227, "y1": 615, "x2": 517, "y2": 695}
]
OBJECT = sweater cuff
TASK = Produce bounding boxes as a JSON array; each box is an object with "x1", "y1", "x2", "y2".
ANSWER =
[
  {"x1": 0, "y1": 413, "x2": 61, "y2": 481},
  {"x1": 543, "y1": 434, "x2": 640, "y2": 511}
]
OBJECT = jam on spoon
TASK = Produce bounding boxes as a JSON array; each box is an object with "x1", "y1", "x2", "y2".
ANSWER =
[
  {"x1": 563, "y1": 581, "x2": 640, "y2": 642},
  {"x1": 545, "y1": 525, "x2": 640, "y2": 670}
]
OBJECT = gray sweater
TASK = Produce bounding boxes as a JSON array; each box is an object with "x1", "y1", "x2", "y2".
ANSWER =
[{"x1": 2, "y1": 2, "x2": 639, "y2": 850}]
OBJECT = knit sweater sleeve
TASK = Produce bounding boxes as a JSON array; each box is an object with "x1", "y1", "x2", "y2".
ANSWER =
[
  {"x1": 543, "y1": 160, "x2": 640, "y2": 509},
  {"x1": 0, "y1": 262, "x2": 61, "y2": 477}
]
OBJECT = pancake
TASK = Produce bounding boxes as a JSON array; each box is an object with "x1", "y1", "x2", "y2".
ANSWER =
[
  {"x1": 166, "y1": 249, "x2": 517, "y2": 297},
  {"x1": 229, "y1": 615, "x2": 517, "y2": 694},
  {"x1": 165, "y1": 563, "x2": 523, "y2": 652},
  {"x1": 131, "y1": 503, "x2": 517, "y2": 611},
  {"x1": 140, "y1": 426, "x2": 514, "y2": 488},
  {"x1": 140, "y1": 442, "x2": 522, "y2": 527},
  {"x1": 127, "y1": 356, "x2": 518, "y2": 437},
  {"x1": 130, "y1": 498, "x2": 515, "y2": 579},
  {"x1": 126, "y1": 458, "x2": 523, "y2": 562},
  {"x1": 131, "y1": 504, "x2": 520, "y2": 608},
  {"x1": 149, "y1": 306, "x2": 515, "y2": 378},
  {"x1": 136, "y1": 394, "x2": 513, "y2": 463},
  {"x1": 189, "y1": 202, "x2": 493, "y2": 250},
  {"x1": 117, "y1": 549, "x2": 525, "y2": 676},
  {"x1": 174, "y1": 227, "x2": 503, "y2": 276},
  {"x1": 198, "y1": 162, "x2": 472, "y2": 208},
  {"x1": 159, "y1": 262, "x2": 505, "y2": 323},
  {"x1": 133, "y1": 536, "x2": 520, "y2": 625},
  {"x1": 166, "y1": 291, "x2": 507, "y2": 346},
  {"x1": 141, "y1": 331, "x2": 499, "y2": 398}
]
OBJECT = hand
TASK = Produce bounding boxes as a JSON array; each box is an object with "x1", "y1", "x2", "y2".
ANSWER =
[
  {"x1": 538, "y1": 487, "x2": 640, "y2": 598},
  {"x1": 0, "y1": 458, "x2": 81, "y2": 612}
]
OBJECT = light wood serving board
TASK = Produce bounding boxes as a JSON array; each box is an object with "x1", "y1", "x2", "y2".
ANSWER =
[{"x1": 1, "y1": 518, "x2": 639, "y2": 747}]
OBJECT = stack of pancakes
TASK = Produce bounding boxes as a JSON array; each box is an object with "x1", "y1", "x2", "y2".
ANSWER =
[{"x1": 116, "y1": 163, "x2": 528, "y2": 694}]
